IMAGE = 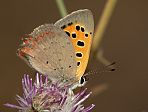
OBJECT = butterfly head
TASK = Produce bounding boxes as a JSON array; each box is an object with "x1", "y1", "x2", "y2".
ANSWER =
[
  {"x1": 66, "y1": 75, "x2": 87, "y2": 90},
  {"x1": 56, "y1": 74, "x2": 86, "y2": 90}
]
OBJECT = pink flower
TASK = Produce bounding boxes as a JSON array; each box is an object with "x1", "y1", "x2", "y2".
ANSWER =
[{"x1": 5, "y1": 73, "x2": 94, "y2": 112}]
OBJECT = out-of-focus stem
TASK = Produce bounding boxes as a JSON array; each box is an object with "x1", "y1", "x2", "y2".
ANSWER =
[
  {"x1": 91, "y1": 83, "x2": 108, "y2": 96},
  {"x1": 55, "y1": 0, "x2": 68, "y2": 17},
  {"x1": 97, "y1": 49, "x2": 111, "y2": 66},
  {"x1": 92, "y1": 0, "x2": 117, "y2": 54}
]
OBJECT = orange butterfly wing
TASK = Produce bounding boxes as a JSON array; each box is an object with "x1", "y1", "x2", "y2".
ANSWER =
[{"x1": 55, "y1": 9, "x2": 94, "y2": 80}]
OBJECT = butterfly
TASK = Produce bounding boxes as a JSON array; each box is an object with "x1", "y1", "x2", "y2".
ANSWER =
[{"x1": 17, "y1": 9, "x2": 94, "y2": 89}]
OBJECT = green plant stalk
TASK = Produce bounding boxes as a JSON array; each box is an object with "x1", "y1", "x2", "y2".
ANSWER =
[
  {"x1": 92, "y1": 0, "x2": 117, "y2": 53},
  {"x1": 55, "y1": 0, "x2": 68, "y2": 17},
  {"x1": 97, "y1": 49, "x2": 111, "y2": 66}
]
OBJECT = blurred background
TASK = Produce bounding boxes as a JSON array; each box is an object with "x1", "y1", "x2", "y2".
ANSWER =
[{"x1": 0, "y1": 0, "x2": 148, "y2": 112}]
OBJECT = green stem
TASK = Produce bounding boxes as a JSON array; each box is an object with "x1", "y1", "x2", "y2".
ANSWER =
[
  {"x1": 55, "y1": 0, "x2": 68, "y2": 17},
  {"x1": 92, "y1": 0, "x2": 117, "y2": 54}
]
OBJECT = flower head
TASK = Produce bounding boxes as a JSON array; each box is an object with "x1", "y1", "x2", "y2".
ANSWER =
[{"x1": 5, "y1": 73, "x2": 94, "y2": 112}]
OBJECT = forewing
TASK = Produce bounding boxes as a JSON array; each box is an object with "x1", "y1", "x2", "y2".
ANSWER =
[{"x1": 55, "y1": 9, "x2": 94, "y2": 80}]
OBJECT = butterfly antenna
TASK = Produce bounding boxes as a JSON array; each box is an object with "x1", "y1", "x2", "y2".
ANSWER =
[
  {"x1": 83, "y1": 61, "x2": 116, "y2": 81},
  {"x1": 106, "y1": 61, "x2": 116, "y2": 71}
]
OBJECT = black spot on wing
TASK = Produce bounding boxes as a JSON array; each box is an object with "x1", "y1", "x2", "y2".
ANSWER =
[
  {"x1": 77, "y1": 40, "x2": 84, "y2": 47},
  {"x1": 61, "y1": 25, "x2": 66, "y2": 29},
  {"x1": 76, "y1": 52, "x2": 83, "y2": 57},
  {"x1": 77, "y1": 62, "x2": 80, "y2": 66},
  {"x1": 72, "y1": 33, "x2": 76, "y2": 38},
  {"x1": 85, "y1": 33, "x2": 88, "y2": 37},
  {"x1": 81, "y1": 27, "x2": 85, "y2": 32},
  {"x1": 68, "y1": 22, "x2": 73, "y2": 26},
  {"x1": 76, "y1": 25, "x2": 80, "y2": 31},
  {"x1": 65, "y1": 31, "x2": 70, "y2": 37}
]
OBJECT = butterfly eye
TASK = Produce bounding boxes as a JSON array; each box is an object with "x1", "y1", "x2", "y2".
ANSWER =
[{"x1": 79, "y1": 76, "x2": 86, "y2": 85}]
